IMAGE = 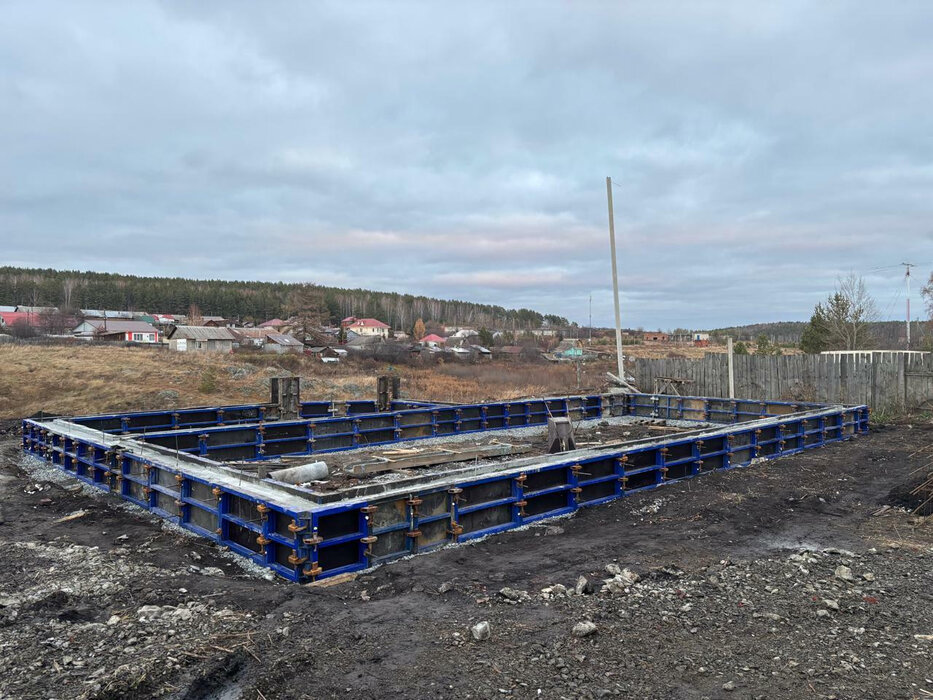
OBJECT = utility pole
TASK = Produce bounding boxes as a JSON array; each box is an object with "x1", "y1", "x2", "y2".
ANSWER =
[
  {"x1": 902, "y1": 262, "x2": 913, "y2": 349},
  {"x1": 606, "y1": 177, "x2": 624, "y2": 382},
  {"x1": 588, "y1": 293, "x2": 592, "y2": 344},
  {"x1": 727, "y1": 337, "x2": 735, "y2": 399}
]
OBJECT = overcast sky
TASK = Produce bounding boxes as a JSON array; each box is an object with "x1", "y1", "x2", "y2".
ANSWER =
[{"x1": 2, "y1": 2, "x2": 932, "y2": 328}]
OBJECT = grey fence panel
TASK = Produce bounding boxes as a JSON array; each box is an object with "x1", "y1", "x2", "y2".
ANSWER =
[{"x1": 628, "y1": 353, "x2": 933, "y2": 411}]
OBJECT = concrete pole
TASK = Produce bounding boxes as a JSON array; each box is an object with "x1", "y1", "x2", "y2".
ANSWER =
[
  {"x1": 727, "y1": 336, "x2": 735, "y2": 399},
  {"x1": 906, "y1": 265, "x2": 911, "y2": 349},
  {"x1": 606, "y1": 177, "x2": 624, "y2": 382}
]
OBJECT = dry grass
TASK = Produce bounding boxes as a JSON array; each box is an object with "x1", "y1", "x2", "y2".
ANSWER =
[
  {"x1": 0, "y1": 341, "x2": 805, "y2": 420},
  {"x1": 0, "y1": 345, "x2": 611, "y2": 419},
  {"x1": 0, "y1": 345, "x2": 271, "y2": 419}
]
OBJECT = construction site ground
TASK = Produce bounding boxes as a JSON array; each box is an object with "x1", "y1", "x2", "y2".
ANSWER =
[
  {"x1": 1, "y1": 419, "x2": 931, "y2": 700},
  {"x1": 260, "y1": 419, "x2": 668, "y2": 492}
]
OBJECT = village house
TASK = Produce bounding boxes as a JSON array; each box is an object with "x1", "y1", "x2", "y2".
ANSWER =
[
  {"x1": 306, "y1": 346, "x2": 345, "y2": 363},
  {"x1": 643, "y1": 331, "x2": 670, "y2": 342},
  {"x1": 419, "y1": 333, "x2": 446, "y2": 348},
  {"x1": 259, "y1": 318, "x2": 286, "y2": 329},
  {"x1": 166, "y1": 326, "x2": 235, "y2": 353},
  {"x1": 15, "y1": 305, "x2": 57, "y2": 315},
  {"x1": 0, "y1": 311, "x2": 43, "y2": 331},
  {"x1": 263, "y1": 333, "x2": 305, "y2": 354},
  {"x1": 471, "y1": 345, "x2": 492, "y2": 360},
  {"x1": 80, "y1": 309, "x2": 136, "y2": 320},
  {"x1": 553, "y1": 338, "x2": 584, "y2": 358},
  {"x1": 229, "y1": 327, "x2": 276, "y2": 349},
  {"x1": 72, "y1": 319, "x2": 161, "y2": 343},
  {"x1": 344, "y1": 318, "x2": 390, "y2": 338}
]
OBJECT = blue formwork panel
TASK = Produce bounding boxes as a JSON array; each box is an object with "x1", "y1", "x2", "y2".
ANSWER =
[
  {"x1": 71, "y1": 404, "x2": 268, "y2": 434},
  {"x1": 126, "y1": 394, "x2": 605, "y2": 463},
  {"x1": 21, "y1": 395, "x2": 868, "y2": 584},
  {"x1": 299, "y1": 402, "x2": 333, "y2": 418}
]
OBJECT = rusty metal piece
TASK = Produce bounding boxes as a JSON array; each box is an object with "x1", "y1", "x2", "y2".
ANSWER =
[
  {"x1": 256, "y1": 535, "x2": 270, "y2": 546},
  {"x1": 288, "y1": 552, "x2": 307, "y2": 566},
  {"x1": 256, "y1": 503, "x2": 269, "y2": 515},
  {"x1": 288, "y1": 521, "x2": 307, "y2": 533},
  {"x1": 406, "y1": 530, "x2": 421, "y2": 539},
  {"x1": 360, "y1": 505, "x2": 378, "y2": 514},
  {"x1": 361, "y1": 535, "x2": 377, "y2": 556},
  {"x1": 447, "y1": 522, "x2": 464, "y2": 537},
  {"x1": 570, "y1": 487, "x2": 583, "y2": 494},
  {"x1": 515, "y1": 473, "x2": 527, "y2": 485},
  {"x1": 303, "y1": 535, "x2": 323, "y2": 546},
  {"x1": 304, "y1": 562, "x2": 323, "y2": 579},
  {"x1": 212, "y1": 486, "x2": 222, "y2": 499},
  {"x1": 174, "y1": 474, "x2": 184, "y2": 483}
]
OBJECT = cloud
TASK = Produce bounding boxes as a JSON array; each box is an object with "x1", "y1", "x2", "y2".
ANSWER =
[{"x1": 1, "y1": 1, "x2": 932, "y2": 328}]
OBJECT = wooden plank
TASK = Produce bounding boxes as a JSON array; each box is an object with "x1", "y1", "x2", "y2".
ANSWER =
[{"x1": 346, "y1": 442, "x2": 532, "y2": 475}]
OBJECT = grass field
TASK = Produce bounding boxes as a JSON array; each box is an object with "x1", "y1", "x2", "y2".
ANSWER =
[{"x1": 0, "y1": 345, "x2": 619, "y2": 419}]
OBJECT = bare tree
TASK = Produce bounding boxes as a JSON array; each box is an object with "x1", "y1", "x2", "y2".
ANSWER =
[{"x1": 187, "y1": 303, "x2": 203, "y2": 326}]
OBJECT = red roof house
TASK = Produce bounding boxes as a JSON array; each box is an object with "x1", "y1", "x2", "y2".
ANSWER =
[
  {"x1": 345, "y1": 318, "x2": 390, "y2": 338},
  {"x1": 0, "y1": 312, "x2": 42, "y2": 329},
  {"x1": 420, "y1": 333, "x2": 446, "y2": 345},
  {"x1": 259, "y1": 318, "x2": 286, "y2": 329}
]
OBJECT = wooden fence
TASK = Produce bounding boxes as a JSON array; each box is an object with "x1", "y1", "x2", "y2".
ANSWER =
[{"x1": 628, "y1": 353, "x2": 933, "y2": 411}]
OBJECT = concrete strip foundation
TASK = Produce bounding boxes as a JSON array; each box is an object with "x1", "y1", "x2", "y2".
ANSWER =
[{"x1": 21, "y1": 392, "x2": 868, "y2": 583}]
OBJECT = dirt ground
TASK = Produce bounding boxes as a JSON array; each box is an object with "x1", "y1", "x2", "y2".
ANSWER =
[{"x1": 1, "y1": 420, "x2": 932, "y2": 700}]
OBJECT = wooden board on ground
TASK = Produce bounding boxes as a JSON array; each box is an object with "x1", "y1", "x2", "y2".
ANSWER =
[{"x1": 346, "y1": 442, "x2": 532, "y2": 476}]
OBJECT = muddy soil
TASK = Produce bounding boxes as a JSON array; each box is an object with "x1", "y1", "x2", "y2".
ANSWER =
[{"x1": 1, "y1": 425, "x2": 932, "y2": 699}]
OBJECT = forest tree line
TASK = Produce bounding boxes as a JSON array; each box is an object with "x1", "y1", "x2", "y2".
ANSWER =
[{"x1": 0, "y1": 267, "x2": 569, "y2": 331}]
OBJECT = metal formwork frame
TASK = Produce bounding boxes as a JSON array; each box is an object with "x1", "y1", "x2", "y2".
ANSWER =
[{"x1": 21, "y1": 394, "x2": 869, "y2": 583}]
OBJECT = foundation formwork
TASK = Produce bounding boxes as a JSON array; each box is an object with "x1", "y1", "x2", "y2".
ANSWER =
[{"x1": 21, "y1": 392, "x2": 868, "y2": 583}]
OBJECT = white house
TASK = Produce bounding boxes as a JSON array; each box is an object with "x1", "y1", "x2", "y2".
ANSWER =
[
  {"x1": 72, "y1": 319, "x2": 161, "y2": 343},
  {"x1": 344, "y1": 318, "x2": 390, "y2": 338}
]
